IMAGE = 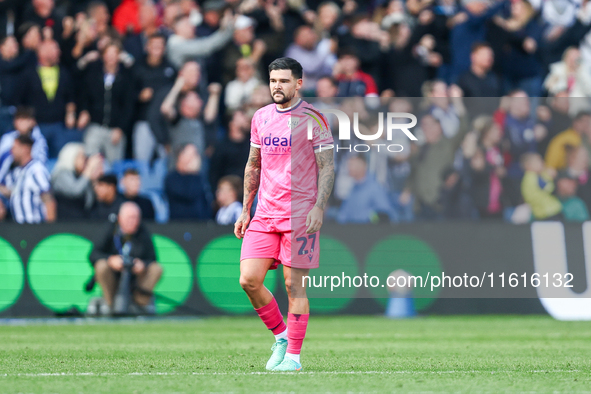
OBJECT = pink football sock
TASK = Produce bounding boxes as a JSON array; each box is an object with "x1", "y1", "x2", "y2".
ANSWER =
[
  {"x1": 286, "y1": 313, "x2": 309, "y2": 354},
  {"x1": 255, "y1": 297, "x2": 287, "y2": 335}
]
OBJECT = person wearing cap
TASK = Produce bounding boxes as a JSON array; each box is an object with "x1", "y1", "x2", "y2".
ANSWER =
[
  {"x1": 91, "y1": 173, "x2": 126, "y2": 222},
  {"x1": 0, "y1": 134, "x2": 56, "y2": 223},
  {"x1": 0, "y1": 107, "x2": 48, "y2": 183},
  {"x1": 166, "y1": 11, "x2": 234, "y2": 69}
]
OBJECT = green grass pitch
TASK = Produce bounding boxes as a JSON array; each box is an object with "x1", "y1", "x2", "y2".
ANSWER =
[{"x1": 0, "y1": 315, "x2": 589, "y2": 393}]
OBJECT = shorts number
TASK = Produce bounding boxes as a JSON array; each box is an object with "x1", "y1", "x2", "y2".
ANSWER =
[{"x1": 296, "y1": 234, "x2": 317, "y2": 255}]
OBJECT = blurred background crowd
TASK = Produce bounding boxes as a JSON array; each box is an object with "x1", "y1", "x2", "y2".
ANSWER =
[{"x1": 1, "y1": 0, "x2": 591, "y2": 224}]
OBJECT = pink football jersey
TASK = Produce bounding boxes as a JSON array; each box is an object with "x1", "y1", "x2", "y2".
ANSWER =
[{"x1": 250, "y1": 99, "x2": 334, "y2": 219}]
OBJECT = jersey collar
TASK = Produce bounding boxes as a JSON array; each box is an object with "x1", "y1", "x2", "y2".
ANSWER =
[{"x1": 275, "y1": 98, "x2": 302, "y2": 113}]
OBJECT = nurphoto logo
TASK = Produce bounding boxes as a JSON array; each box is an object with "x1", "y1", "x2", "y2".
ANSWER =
[{"x1": 306, "y1": 108, "x2": 418, "y2": 153}]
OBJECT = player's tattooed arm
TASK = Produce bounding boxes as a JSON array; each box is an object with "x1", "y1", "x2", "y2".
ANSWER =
[
  {"x1": 243, "y1": 146, "x2": 261, "y2": 212},
  {"x1": 235, "y1": 146, "x2": 261, "y2": 238},
  {"x1": 314, "y1": 149, "x2": 335, "y2": 211}
]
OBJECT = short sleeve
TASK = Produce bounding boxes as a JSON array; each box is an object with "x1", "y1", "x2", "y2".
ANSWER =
[
  {"x1": 34, "y1": 165, "x2": 51, "y2": 193},
  {"x1": 250, "y1": 114, "x2": 261, "y2": 148},
  {"x1": 312, "y1": 113, "x2": 334, "y2": 153}
]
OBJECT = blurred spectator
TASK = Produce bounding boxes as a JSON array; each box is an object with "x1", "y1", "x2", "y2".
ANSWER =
[
  {"x1": 333, "y1": 48, "x2": 378, "y2": 97},
  {"x1": 165, "y1": 143, "x2": 212, "y2": 220},
  {"x1": 520, "y1": 152, "x2": 562, "y2": 220},
  {"x1": 123, "y1": 1, "x2": 162, "y2": 62},
  {"x1": 89, "y1": 202, "x2": 163, "y2": 313},
  {"x1": 337, "y1": 154, "x2": 394, "y2": 224},
  {"x1": 121, "y1": 168, "x2": 155, "y2": 220},
  {"x1": 220, "y1": 15, "x2": 266, "y2": 84},
  {"x1": 555, "y1": 170, "x2": 589, "y2": 222},
  {"x1": 448, "y1": 0, "x2": 505, "y2": 83},
  {"x1": 215, "y1": 174, "x2": 242, "y2": 225},
  {"x1": 149, "y1": 61, "x2": 220, "y2": 151},
  {"x1": 14, "y1": 39, "x2": 79, "y2": 158},
  {"x1": 22, "y1": 0, "x2": 63, "y2": 41},
  {"x1": 0, "y1": 134, "x2": 56, "y2": 223},
  {"x1": 70, "y1": 3, "x2": 114, "y2": 63},
  {"x1": 79, "y1": 41, "x2": 135, "y2": 163},
  {"x1": 544, "y1": 47, "x2": 591, "y2": 114},
  {"x1": 565, "y1": 146, "x2": 591, "y2": 213},
  {"x1": 209, "y1": 110, "x2": 250, "y2": 191},
  {"x1": 0, "y1": 36, "x2": 36, "y2": 133},
  {"x1": 491, "y1": 0, "x2": 544, "y2": 97},
  {"x1": 468, "y1": 117, "x2": 506, "y2": 218},
  {"x1": 91, "y1": 173, "x2": 125, "y2": 221},
  {"x1": 0, "y1": 107, "x2": 47, "y2": 181},
  {"x1": 423, "y1": 80, "x2": 461, "y2": 138},
  {"x1": 545, "y1": 47, "x2": 591, "y2": 96},
  {"x1": 132, "y1": 33, "x2": 176, "y2": 160},
  {"x1": 545, "y1": 111, "x2": 591, "y2": 170},
  {"x1": 163, "y1": 89, "x2": 207, "y2": 162},
  {"x1": 166, "y1": 12, "x2": 234, "y2": 69},
  {"x1": 501, "y1": 91, "x2": 547, "y2": 175},
  {"x1": 52, "y1": 143, "x2": 103, "y2": 220},
  {"x1": 224, "y1": 58, "x2": 261, "y2": 112},
  {"x1": 404, "y1": 93, "x2": 468, "y2": 219},
  {"x1": 457, "y1": 42, "x2": 501, "y2": 97},
  {"x1": 285, "y1": 25, "x2": 336, "y2": 93}
]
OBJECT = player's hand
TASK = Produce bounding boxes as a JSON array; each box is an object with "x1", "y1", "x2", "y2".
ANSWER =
[
  {"x1": 107, "y1": 255, "x2": 124, "y2": 272},
  {"x1": 306, "y1": 206, "x2": 324, "y2": 234},
  {"x1": 132, "y1": 259, "x2": 145, "y2": 275},
  {"x1": 234, "y1": 211, "x2": 251, "y2": 239}
]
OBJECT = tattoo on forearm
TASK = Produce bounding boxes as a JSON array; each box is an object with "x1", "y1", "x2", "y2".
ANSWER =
[
  {"x1": 243, "y1": 146, "x2": 261, "y2": 212},
  {"x1": 314, "y1": 150, "x2": 335, "y2": 210}
]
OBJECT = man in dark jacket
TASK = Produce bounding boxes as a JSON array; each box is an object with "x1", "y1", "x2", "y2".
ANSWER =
[
  {"x1": 14, "y1": 39, "x2": 79, "y2": 157},
  {"x1": 78, "y1": 41, "x2": 135, "y2": 163},
  {"x1": 165, "y1": 143, "x2": 212, "y2": 220},
  {"x1": 131, "y1": 33, "x2": 176, "y2": 160},
  {"x1": 89, "y1": 201, "x2": 163, "y2": 312},
  {"x1": 90, "y1": 174, "x2": 126, "y2": 222}
]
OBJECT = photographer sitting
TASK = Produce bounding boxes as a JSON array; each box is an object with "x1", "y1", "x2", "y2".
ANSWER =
[{"x1": 89, "y1": 202, "x2": 163, "y2": 315}]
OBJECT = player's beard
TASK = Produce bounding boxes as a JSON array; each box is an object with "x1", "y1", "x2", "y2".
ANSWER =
[{"x1": 272, "y1": 90, "x2": 293, "y2": 105}]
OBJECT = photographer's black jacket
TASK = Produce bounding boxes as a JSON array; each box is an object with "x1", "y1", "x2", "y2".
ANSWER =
[{"x1": 89, "y1": 223, "x2": 157, "y2": 267}]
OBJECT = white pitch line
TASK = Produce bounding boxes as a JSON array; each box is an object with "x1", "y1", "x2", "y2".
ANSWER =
[{"x1": 0, "y1": 370, "x2": 581, "y2": 377}]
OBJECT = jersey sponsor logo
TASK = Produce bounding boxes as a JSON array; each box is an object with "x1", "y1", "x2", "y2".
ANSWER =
[{"x1": 261, "y1": 133, "x2": 291, "y2": 154}]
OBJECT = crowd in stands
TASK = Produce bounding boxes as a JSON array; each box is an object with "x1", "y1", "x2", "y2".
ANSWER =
[{"x1": 1, "y1": 0, "x2": 591, "y2": 224}]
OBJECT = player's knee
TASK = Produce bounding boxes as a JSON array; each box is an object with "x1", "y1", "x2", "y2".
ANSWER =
[
  {"x1": 239, "y1": 274, "x2": 261, "y2": 293},
  {"x1": 94, "y1": 259, "x2": 109, "y2": 276},
  {"x1": 149, "y1": 262, "x2": 164, "y2": 280}
]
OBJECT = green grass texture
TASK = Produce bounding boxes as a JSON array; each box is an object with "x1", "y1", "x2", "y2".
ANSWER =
[{"x1": 0, "y1": 315, "x2": 589, "y2": 393}]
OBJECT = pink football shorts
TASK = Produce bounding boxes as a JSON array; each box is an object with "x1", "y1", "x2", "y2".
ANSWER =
[{"x1": 240, "y1": 216, "x2": 320, "y2": 270}]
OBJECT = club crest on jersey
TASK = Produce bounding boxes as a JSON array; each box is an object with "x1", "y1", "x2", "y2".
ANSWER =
[{"x1": 287, "y1": 117, "x2": 300, "y2": 129}]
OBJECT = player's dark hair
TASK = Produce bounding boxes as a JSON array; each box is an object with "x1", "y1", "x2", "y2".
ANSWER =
[{"x1": 268, "y1": 57, "x2": 303, "y2": 80}]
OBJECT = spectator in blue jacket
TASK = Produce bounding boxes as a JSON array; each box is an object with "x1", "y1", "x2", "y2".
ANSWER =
[
  {"x1": 337, "y1": 154, "x2": 395, "y2": 224},
  {"x1": 165, "y1": 143, "x2": 212, "y2": 221}
]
